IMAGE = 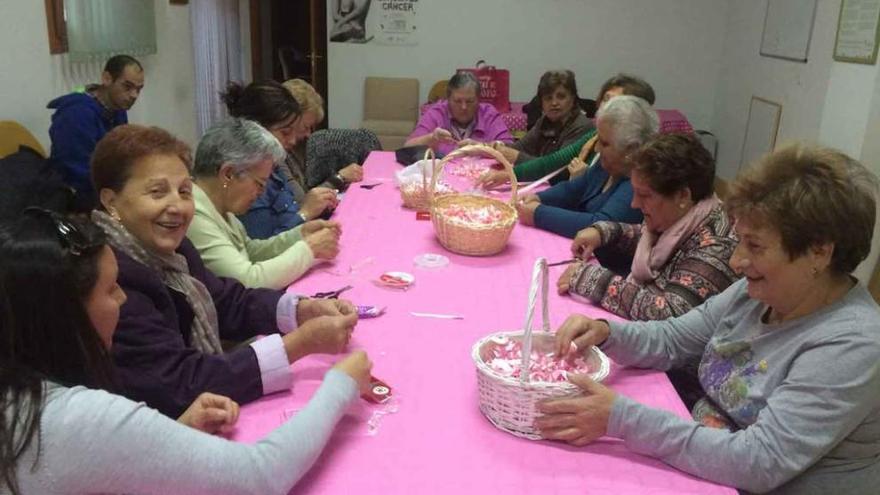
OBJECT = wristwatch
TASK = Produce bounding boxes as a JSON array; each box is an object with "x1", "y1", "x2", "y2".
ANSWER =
[{"x1": 297, "y1": 211, "x2": 309, "y2": 223}]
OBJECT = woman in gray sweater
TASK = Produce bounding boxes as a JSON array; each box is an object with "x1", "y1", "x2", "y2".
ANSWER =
[
  {"x1": 0, "y1": 209, "x2": 372, "y2": 494},
  {"x1": 539, "y1": 144, "x2": 880, "y2": 494}
]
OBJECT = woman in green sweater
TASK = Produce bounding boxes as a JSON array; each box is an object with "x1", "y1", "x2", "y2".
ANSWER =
[{"x1": 478, "y1": 73, "x2": 655, "y2": 188}]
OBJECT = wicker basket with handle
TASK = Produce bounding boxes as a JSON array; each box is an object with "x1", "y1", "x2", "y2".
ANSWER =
[
  {"x1": 430, "y1": 145, "x2": 518, "y2": 256},
  {"x1": 471, "y1": 258, "x2": 611, "y2": 439},
  {"x1": 399, "y1": 148, "x2": 442, "y2": 211}
]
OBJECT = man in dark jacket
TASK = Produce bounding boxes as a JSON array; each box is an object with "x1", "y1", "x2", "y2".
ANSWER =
[{"x1": 47, "y1": 55, "x2": 144, "y2": 208}]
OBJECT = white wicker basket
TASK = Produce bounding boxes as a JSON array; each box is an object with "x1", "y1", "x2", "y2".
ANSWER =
[{"x1": 471, "y1": 258, "x2": 611, "y2": 440}]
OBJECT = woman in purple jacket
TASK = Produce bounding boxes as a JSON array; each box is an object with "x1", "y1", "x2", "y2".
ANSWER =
[{"x1": 90, "y1": 124, "x2": 358, "y2": 417}]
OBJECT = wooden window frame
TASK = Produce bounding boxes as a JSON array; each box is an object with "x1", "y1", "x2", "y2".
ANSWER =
[{"x1": 45, "y1": 0, "x2": 68, "y2": 54}]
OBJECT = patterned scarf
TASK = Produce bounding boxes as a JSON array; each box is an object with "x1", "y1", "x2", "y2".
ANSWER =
[
  {"x1": 628, "y1": 195, "x2": 722, "y2": 284},
  {"x1": 91, "y1": 210, "x2": 223, "y2": 354}
]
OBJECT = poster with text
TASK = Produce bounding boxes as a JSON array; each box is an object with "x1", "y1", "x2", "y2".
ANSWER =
[{"x1": 375, "y1": 0, "x2": 418, "y2": 46}]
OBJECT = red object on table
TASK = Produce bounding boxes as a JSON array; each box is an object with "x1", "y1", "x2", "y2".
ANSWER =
[{"x1": 230, "y1": 152, "x2": 736, "y2": 495}]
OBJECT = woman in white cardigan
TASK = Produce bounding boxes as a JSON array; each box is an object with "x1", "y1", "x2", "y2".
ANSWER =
[{"x1": 188, "y1": 118, "x2": 341, "y2": 289}]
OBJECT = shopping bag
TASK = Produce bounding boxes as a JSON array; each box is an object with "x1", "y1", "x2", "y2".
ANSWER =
[{"x1": 457, "y1": 60, "x2": 510, "y2": 113}]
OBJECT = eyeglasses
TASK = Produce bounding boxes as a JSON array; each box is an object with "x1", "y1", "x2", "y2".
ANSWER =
[
  {"x1": 24, "y1": 207, "x2": 101, "y2": 256},
  {"x1": 239, "y1": 171, "x2": 268, "y2": 191}
]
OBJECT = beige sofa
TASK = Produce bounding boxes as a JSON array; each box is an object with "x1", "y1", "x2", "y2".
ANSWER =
[{"x1": 361, "y1": 77, "x2": 419, "y2": 150}]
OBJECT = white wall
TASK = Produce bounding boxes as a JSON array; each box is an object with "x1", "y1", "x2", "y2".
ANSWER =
[
  {"x1": 710, "y1": 0, "x2": 839, "y2": 180},
  {"x1": 326, "y1": 0, "x2": 728, "y2": 131},
  {"x1": 0, "y1": 0, "x2": 198, "y2": 149}
]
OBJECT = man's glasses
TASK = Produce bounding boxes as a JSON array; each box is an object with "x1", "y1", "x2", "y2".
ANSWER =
[{"x1": 24, "y1": 207, "x2": 101, "y2": 256}]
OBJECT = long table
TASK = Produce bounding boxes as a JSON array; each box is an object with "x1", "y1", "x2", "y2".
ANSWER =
[{"x1": 231, "y1": 151, "x2": 736, "y2": 495}]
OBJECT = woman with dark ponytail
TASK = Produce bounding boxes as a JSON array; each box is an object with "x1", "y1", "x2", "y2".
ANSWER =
[{"x1": 222, "y1": 80, "x2": 339, "y2": 236}]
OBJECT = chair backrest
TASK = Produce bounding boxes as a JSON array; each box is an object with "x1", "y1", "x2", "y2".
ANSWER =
[
  {"x1": 427, "y1": 80, "x2": 448, "y2": 103},
  {"x1": 364, "y1": 77, "x2": 419, "y2": 122},
  {"x1": 0, "y1": 121, "x2": 46, "y2": 158}
]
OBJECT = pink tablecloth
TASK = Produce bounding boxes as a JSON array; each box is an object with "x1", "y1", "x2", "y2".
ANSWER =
[{"x1": 231, "y1": 152, "x2": 735, "y2": 495}]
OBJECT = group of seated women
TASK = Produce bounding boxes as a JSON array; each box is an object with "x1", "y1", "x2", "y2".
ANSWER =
[{"x1": 2, "y1": 65, "x2": 879, "y2": 495}]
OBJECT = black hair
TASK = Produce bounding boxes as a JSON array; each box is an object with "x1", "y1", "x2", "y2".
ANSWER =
[
  {"x1": 0, "y1": 211, "x2": 113, "y2": 494},
  {"x1": 221, "y1": 80, "x2": 301, "y2": 128},
  {"x1": 103, "y1": 55, "x2": 143, "y2": 80},
  {"x1": 537, "y1": 70, "x2": 579, "y2": 101},
  {"x1": 598, "y1": 73, "x2": 656, "y2": 105}
]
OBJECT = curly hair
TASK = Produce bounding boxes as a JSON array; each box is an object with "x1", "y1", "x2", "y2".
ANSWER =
[
  {"x1": 91, "y1": 125, "x2": 192, "y2": 197},
  {"x1": 630, "y1": 133, "x2": 715, "y2": 201},
  {"x1": 726, "y1": 143, "x2": 878, "y2": 274}
]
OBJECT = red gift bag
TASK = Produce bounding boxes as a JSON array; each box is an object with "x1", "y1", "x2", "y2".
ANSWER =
[{"x1": 457, "y1": 60, "x2": 510, "y2": 113}]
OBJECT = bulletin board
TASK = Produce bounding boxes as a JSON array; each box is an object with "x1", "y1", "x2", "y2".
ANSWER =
[
  {"x1": 760, "y1": 0, "x2": 819, "y2": 62},
  {"x1": 739, "y1": 96, "x2": 782, "y2": 172}
]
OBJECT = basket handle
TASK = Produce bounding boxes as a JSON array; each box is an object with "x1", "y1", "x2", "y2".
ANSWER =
[
  {"x1": 421, "y1": 148, "x2": 436, "y2": 204},
  {"x1": 429, "y1": 144, "x2": 518, "y2": 210},
  {"x1": 518, "y1": 257, "x2": 550, "y2": 385}
]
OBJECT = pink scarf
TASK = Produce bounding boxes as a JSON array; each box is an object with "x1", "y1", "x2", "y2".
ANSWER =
[{"x1": 628, "y1": 195, "x2": 722, "y2": 283}]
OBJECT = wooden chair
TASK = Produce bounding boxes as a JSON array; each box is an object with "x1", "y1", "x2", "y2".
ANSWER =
[
  {"x1": 0, "y1": 121, "x2": 46, "y2": 158},
  {"x1": 361, "y1": 77, "x2": 419, "y2": 150}
]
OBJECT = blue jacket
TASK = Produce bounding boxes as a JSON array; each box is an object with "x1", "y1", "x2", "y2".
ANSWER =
[
  {"x1": 47, "y1": 91, "x2": 127, "y2": 207},
  {"x1": 239, "y1": 168, "x2": 305, "y2": 239},
  {"x1": 534, "y1": 161, "x2": 643, "y2": 238}
]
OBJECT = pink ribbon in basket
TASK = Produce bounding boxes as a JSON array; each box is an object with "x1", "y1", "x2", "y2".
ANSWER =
[
  {"x1": 436, "y1": 204, "x2": 506, "y2": 225},
  {"x1": 487, "y1": 339, "x2": 595, "y2": 382}
]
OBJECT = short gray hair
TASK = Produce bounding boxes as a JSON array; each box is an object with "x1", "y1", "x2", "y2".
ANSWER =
[
  {"x1": 192, "y1": 118, "x2": 286, "y2": 178},
  {"x1": 447, "y1": 71, "x2": 480, "y2": 97},
  {"x1": 596, "y1": 95, "x2": 659, "y2": 152}
]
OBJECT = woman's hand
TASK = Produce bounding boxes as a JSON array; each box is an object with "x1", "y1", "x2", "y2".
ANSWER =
[
  {"x1": 567, "y1": 157, "x2": 588, "y2": 179},
  {"x1": 554, "y1": 314, "x2": 610, "y2": 357},
  {"x1": 297, "y1": 297, "x2": 356, "y2": 324},
  {"x1": 571, "y1": 227, "x2": 602, "y2": 260},
  {"x1": 492, "y1": 142, "x2": 519, "y2": 163},
  {"x1": 557, "y1": 261, "x2": 582, "y2": 295},
  {"x1": 177, "y1": 392, "x2": 240, "y2": 434},
  {"x1": 284, "y1": 312, "x2": 358, "y2": 362},
  {"x1": 300, "y1": 187, "x2": 338, "y2": 220},
  {"x1": 456, "y1": 138, "x2": 482, "y2": 148},
  {"x1": 301, "y1": 220, "x2": 341, "y2": 237},
  {"x1": 535, "y1": 374, "x2": 616, "y2": 446},
  {"x1": 304, "y1": 224, "x2": 340, "y2": 260},
  {"x1": 332, "y1": 350, "x2": 373, "y2": 394},
  {"x1": 430, "y1": 128, "x2": 455, "y2": 146},
  {"x1": 516, "y1": 199, "x2": 540, "y2": 226},
  {"x1": 476, "y1": 169, "x2": 510, "y2": 189},
  {"x1": 338, "y1": 163, "x2": 363, "y2": 183}
]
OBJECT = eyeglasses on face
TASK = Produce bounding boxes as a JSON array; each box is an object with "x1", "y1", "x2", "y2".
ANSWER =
[
  {"x1": 23, "y1": 207, "x2": 101, "y2": 256},
  {"x1": 239, "y1": 171, "x2": 268, "y2": 191}
]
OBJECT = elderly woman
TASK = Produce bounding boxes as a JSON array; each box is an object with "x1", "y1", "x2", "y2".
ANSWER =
[
  {"x1": 187, "y1": 118, "x2": 339, "y2": 290},
  {"x1": 539, "y1": 144, "x2": 880, "y2": 494},
  {"x1": 223, "y1": 80, "x2": 338, "y2": 231},
  {"x1": 558, "y1": 133, "x2": 738, "y2": 320},
  {"x1": 489, "y1": 70, "x2": 591, "y2": 165},
  {"x1": 91, "y1": 124, "x2": 357, "y2": 417},
  {"x1": 404, "y1": 71, "x2": 513, "y2": 155},
  {"x1": 479, "y1": 73, "x2": 655, "y2": 188},
  {"x1": 284, "y1": 79, "x2": 380, "y2": 191},
  {"x1": 0, "y1": 209, "x2": 372, "y2": 494},
  {"x1": 516, "y1": 95, "x2": 656, "y2": 239}
]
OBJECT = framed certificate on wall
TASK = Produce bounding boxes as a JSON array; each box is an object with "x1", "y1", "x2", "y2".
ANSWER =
[{"x1": 834, "y1": 0, "x2": 880, "y2": 65}]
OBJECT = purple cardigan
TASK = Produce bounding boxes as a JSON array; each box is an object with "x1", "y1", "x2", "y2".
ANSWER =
[
  {"x1": 409, "y1": 100, "x2": 513, "y2": 155},
  {"x1": 110, "y1": 238, "x2": 283, "y2": 417}
]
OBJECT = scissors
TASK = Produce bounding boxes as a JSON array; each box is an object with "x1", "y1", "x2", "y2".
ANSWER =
[{"x1": 311, "y1": 285, "x2": 353, "y2": 299}]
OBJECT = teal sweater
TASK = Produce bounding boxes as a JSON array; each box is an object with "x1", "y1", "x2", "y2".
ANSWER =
[{"x1": 513, "y1": 128, "x2": 597, "y2": 183}]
